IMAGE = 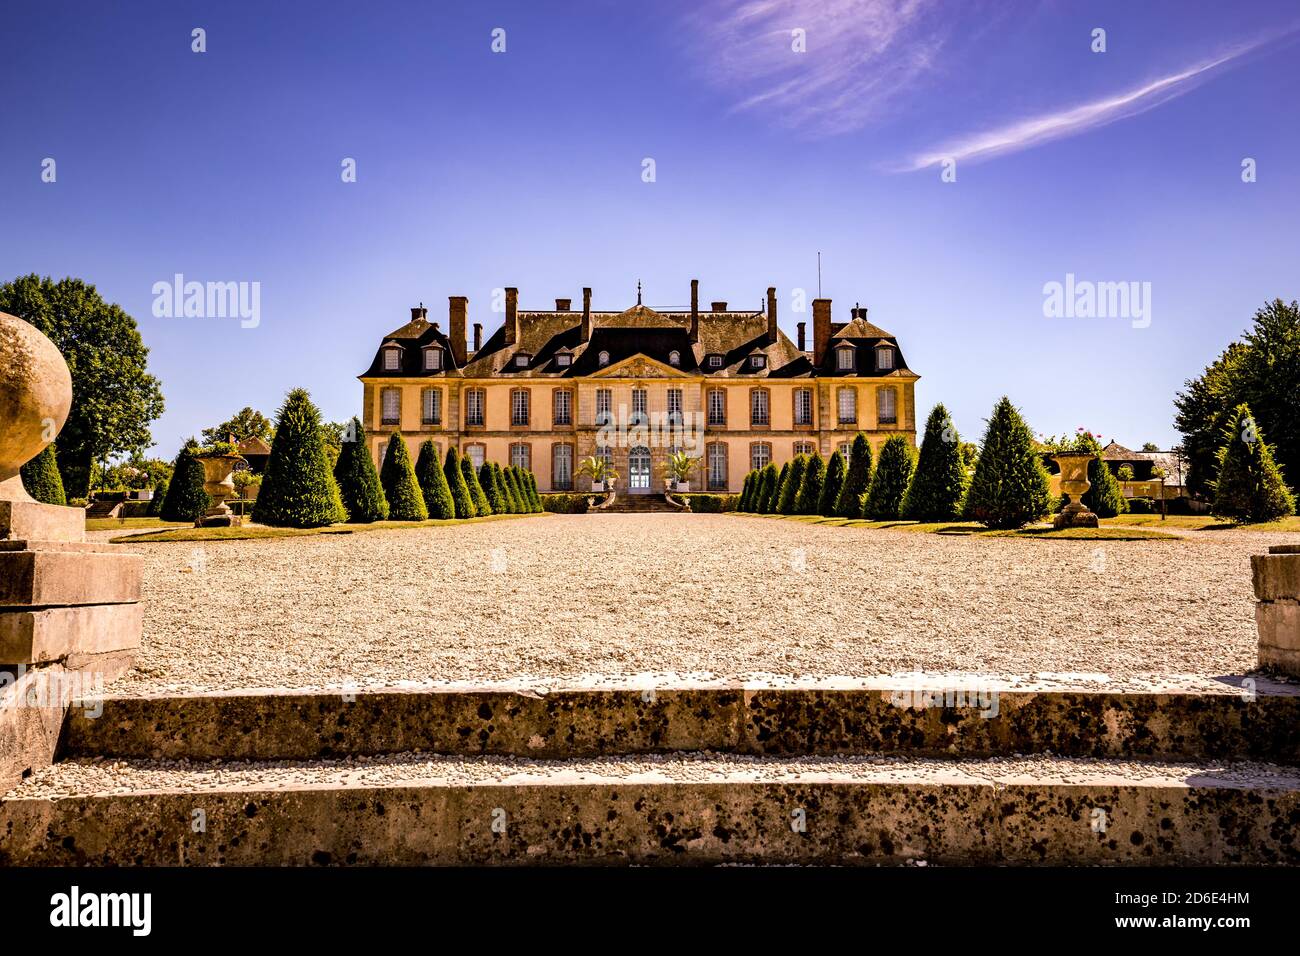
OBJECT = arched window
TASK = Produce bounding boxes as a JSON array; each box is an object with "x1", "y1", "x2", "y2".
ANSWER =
[
  {"x1": 668, "y1": 350, "x2": 680, "y2": 366},
  {"x1": 598, "y1": 350, "x2": 610, "y2": 366}
]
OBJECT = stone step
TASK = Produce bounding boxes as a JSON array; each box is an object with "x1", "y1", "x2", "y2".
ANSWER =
[
  {"x1": 598, "y1": 494, "x2": 684, "y2": 513},
  {"x1": 3, "y1": 752, "x2": 1297, "y2": 865},
  {"x1": 60, "y1": 678, "x2": 1300, "y2": 763}
]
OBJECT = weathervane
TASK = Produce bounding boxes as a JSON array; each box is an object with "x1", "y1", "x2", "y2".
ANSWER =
[{"x1": 636, "y1": 280, "x2": 642, "y2": 306}]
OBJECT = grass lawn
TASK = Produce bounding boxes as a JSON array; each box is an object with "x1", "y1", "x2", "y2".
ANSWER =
[
  {"x1": 1103, "y1": 513, "x2": 1300, "y2": 532},
  {"x1": 109, "y1": 511, "x2": 545, "y2": 543},
  {"x1": 733, "y1": 513, "x2": 1180, "y2": 540},
  {"x1": 86, "y1": 517, "x2": 189, "y2": 532}
]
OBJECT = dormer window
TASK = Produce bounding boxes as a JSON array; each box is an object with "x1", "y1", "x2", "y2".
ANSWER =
[
  {"x1": 383, "y1": 346, "x2": 401, "y2": 371},
  {"x1": 423, "y1": 346, "x2": 443, "y2": 371},
  {"x1": 836, "y1": 346, "x2": 855, "y2": 371},
  {"x1": 668, "y1": 350, "x2": 680, "y2": 366},
  {"x1": 514, "y1": 353, "x2": 531, "y2": 368},
  {"x1": 749, "y1": 355, "x2": 766, "y2": 370},
  {"x1": 556, "y1": 353, "x2": 572, "y2": 368},
  {"x1": 875, "y1": 345, "x2": 895, "y2": 370},
  {"x1": 598, "y1": 351, "x2": 610, "y2": 366},
  {"x1": 707, "y1": 354, "x2": 723, "y2": 369}
]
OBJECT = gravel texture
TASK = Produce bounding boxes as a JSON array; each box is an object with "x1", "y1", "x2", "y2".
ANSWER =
[
  {"x1": 9, "y1": 752, "x2": 1300, "y2": 799},
  {"x1": 91, "y1": 513, "x2": 1299, "y2": 696}
]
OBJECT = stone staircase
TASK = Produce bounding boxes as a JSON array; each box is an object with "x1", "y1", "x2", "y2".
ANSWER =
[
  {"x1": 2, "y1": 679, "x2": 1298, "y2": 865},
  {"x1": 599, "y1": 494, "x2": 685, "y2": 513}
]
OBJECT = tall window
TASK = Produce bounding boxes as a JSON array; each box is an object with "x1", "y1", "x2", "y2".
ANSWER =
[
  {"x1": 877, "y1": 387, "x2": 897, "y2": 425},
  {"x1": 750, "y1": 388, "x2": 770, "y2": 427},
  {"x1": 424, "y1": 347, "x2": 442, "y2": 371},
  {"x1": 667, "y1": 388, "x2": 683, "y2": 425},
  {"x1": 837, "y1": 387, "x2": 857, "y2": 424},
  {"x1": 794, "y1": 441, "x2": 816, "y2": 456},
  {"x1": 383, "y1": 347, "x2": 401, "y2": 370},
  {"x1": 421, "y1": 387, "x2": 441, "y2": 425},
  {"x1": 707, "y1": 442, "x2": 728, "y2": 490},
  {"x1": 794, "y1": 388, "x2": 813, "y2": 426},
  {"x1": 465, "y1": 388, "x2": 485, "y2": 427},
  {"x1": 552, "y1": 443, "x2": 574, "y2": 491},
  {"x1": 510, "y1": 443, "x2": 530, "y2": 470},
  {"x1": 875, "y1": 346, "x2": 894, "y2": 371},
  {"x1": 707, "y1": 389, "x2": 726, "y2": 426},
  {"x1": 838, "y1": 441, "x2": 852, "y2": 457},
  {"x1": 381, "y1": 387, "x2": 400, "y2": 425},
  {"x1": 464, "y1": 444, "x2": 485, "y2": 469},
  {"x1": 595, "y1": 388, "x2": 612, "y2": 426},
  {"x1": 597, "y1": 446, "x2": 613, "y2": 472},
  {"x1": 553, "y1": 388, "x2": 572, "y2": 426},
  {"x1": 631, "y1": 388, "x2": 648, "y2": 425},
  {"x1": 837, "y1": 347, "x2": 854, "y2": 371},
  {"x1": 750, "y1": 442, "x2": 771, "y2": 471},
  {"x1": 511, "y1": 388, "x2": 530, "y2": 427}
]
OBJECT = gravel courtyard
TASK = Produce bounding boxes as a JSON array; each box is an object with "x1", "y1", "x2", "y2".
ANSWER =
[{"x1": 99, "y1": 513, "x2": 1295, "y2": 696}]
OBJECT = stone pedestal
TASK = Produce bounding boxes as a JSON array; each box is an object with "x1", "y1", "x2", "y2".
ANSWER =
[
  {"x1": 196, "y1": 453, "x2": 244, "y2": 527},
  {"x1": 1252, "y1": 545, "x2": 1300, "y2": 676},
  {"x1": 1052, "y1": 451, "x2": 1099, "y2": 529}
]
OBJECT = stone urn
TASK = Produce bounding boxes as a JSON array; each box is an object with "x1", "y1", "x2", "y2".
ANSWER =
[
  {"x1": 196, "y1": 453, "x2": 246, "y2": 527},
  {"x1": 1051, "y1": 451, "x2": 1099, "y2": 529}
]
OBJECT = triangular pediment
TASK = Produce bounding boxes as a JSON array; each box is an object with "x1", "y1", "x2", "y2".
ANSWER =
[{"x1": 590, "y1": 354, "x2": 691, "y2": 378}]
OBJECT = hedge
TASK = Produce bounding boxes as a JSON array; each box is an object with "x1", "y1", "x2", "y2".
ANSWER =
[
  {"x1": 681, "y1": 493, "x2": 737, "y2": 512},
  {"x1": 540, "y1": 493, "x2": 589, "y2": 514}
]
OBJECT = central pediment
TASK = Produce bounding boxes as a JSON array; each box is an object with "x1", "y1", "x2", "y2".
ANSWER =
[{"x1": 589, "y1": 354, "x2": 691, "y2": 378}]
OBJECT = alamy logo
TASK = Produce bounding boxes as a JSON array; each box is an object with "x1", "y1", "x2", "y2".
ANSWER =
[
  {"x1": 152, "y1": 274, "x2": 261, "y2": 328},
  {"x1": 49, "y1": 886, "x2": 151, "y2": 936},
  {"x1": 1042, "y1": 273, "x2": 1151, "y2": 328}
]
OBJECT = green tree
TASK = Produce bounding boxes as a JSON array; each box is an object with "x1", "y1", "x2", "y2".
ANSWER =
[
  {"x1": 835, "y1": 434, "x2": 874, "y2": 518},
  {"x1": 756, "y1": 463, "x2": 779, "y2": 513},
  {"x1": 480, "y1": 462, "x2": 507, "y2": 514},
  {"x1": 863, "y1": 436, "x2": 916, "y2": 520},
  {"x1": 818, "y1": 451, "x2": 846, "y2": 516},
  {"x1": 1077, "y1": 434, "x2": 1127, "y2": 518},
  {"x1": 525, "y1": 470, "x2": 542, "y2": 512},
  {"x1": 20, "y1": 444, "x2": 67, "y2": 506},
  {"x1": 493, "y1": 462, "x2": 518, "y2": 513},
  {"x1": 253, "y1": 389, "x2": 347, "y2": 527},
  {"x1": 902, "y1": 404, "x2": 969, "y2": 521},
  {"x1": 332, "y1": 417, "x2": 388, "y2": 522},
  {"x1": 770, "y1": 462, "x2": 791, "y2": 513},
  {"x1": 411, "y1": 440, "x2": 450, "y2": 519},
  {"x1": 777, "y1": 455, "x2": 808, "y2": 514},
  {"x1": 795, "y1": 454, "x2": 825, "y2": 515},
  {"x1": 147, "y1": 477, "x2": 168, "y2": 516},
  {"x1": 462, "y1": 457, "x2": 492, "y2": 515},
  {"x1": 0, "y1": 275, "x2": 165, "y2": 498},
  {"x1": 159, "y1": 439, "x2": 209, "y2": 522},
  {"x1": 964, "y1": 397, "x2": 1052, "y2": 529},
  {"x1": 1140, "y1": 442, "x2": 1160, "y2": 453},
  {"x1": 739, "y1": 471, "x2": 757, "y2": 511},
  {"x1": 1212, "y1": 404, "x2": 1296, "y2": 523},
  {"x1": 444, "y1": 448, "x2": 474, "y2": 518},
  {"x1": 202, "y1": 407, "x2": 274, "y2": 446}
]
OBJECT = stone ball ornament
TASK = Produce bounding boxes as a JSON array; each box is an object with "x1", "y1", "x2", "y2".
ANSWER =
[{"x1": 0, "y1": 310, "x2": 72, "y2": 498}]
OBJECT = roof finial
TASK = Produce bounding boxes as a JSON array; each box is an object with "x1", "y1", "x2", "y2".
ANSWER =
[{"x1": 636, "y1": 280, "x2": 642, "y2": 306}]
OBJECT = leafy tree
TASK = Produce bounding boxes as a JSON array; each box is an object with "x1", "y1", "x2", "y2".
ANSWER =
[
  {"x1": 462, "y1": 457, "x2": 492, "y2": 515},
  {"x1": 480, "y1": 462, "x2": 507, "y2": 514},
  {"x1": 411, "y1": 440, "x2": 451, "y2": 519},
  {"x1": 756, "y1": 463, "x2": 779, "y2": 513},
  {"x1": 1212, "y1": 403, "x2": 1296, "y2": 523},
  {"x1": 835, "y1": 434, "x2": 874, "y2": 517},
  {"x1": 777, "y1": 455, "x2": 808, "y2": 514},
  {"x1": 1140, "y1": 442, "x2": 1160, "y2": 453},
  {"x1": 959, "y1": 442, "x2": 979, "y2": 475},
  {"x1": 253, "y1": 389, "x2": 347, "y2": 527},
  {"x1": 21, "y1": 444, "x2": 66, "y2": 505},
  {"x1": 147, "y1": 477, "x2": 168, "y2": 516},
  {"x1": 0, "y1": 275, "x2": 165, "y2": 498},
  {"x1": 863, "y1": 435, "x2": 916, "y2": 519},
  {"x1": 795, "y1": 454, "x2": 825, "y2": 514},
  {"x1": 964, "y1": 397, "x2": 1052, "y2": 529},
  {"x1": 902, "y1": 404, "x2": 968, "y2": 521},
  {"x1": 1116, "y1": 464, "x2": 1134, "y2": 482},
  {"x1": 1077, "y1": 434, "x2": 1127, "y2": 518},
  {"x1": 159, "y1": 439, "x2": 209, "y2": 522},
  {"x1": 818, "y1": 451, "x2": 846, "y2": 516},
  {"x1": 332, "y1": 417, "x2": 388, "y2": 522},
  {"x1": 444, "y1": 448, "x2": 474, "y2": 518},
  {"x1": 202, "y1": 407, "x2": 274, "y2": 446}
]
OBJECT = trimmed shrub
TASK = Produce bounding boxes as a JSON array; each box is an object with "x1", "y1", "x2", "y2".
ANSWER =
[
  {"x1": 1127, "y1": 497, "x2": 1155, "y2": 514},
  {"x1": 901, "y1": 404, "x2": 968, "y2": 521},
  {"x1": 480, "y1": 462, "x2": 507, "y2": 514},
  {"x1": 1084, "y1": 455, "x2": 1128, "y2": 518},
  {"x1": 507, "y1": 466, "x2": 528, "y2": 513},
  {"x1": 737, "y1": 471, "x2": 756, "y2": 511},
  {"x1": 863, "y1": 435, "x2": 916, "y2": 519},
  {"x1": 1212, "y1": 403, "x2": 1296, "y2": 523},
  {"x1": 382, "y1": 435, "x2": 428, "y2": 521},
  {"x1": 444, "y1": 448, "x2": 474, "y2": 518},
  {"x1": 795, "y1": 454, "x2": 825, "y2": 515},
  {"x1": 770, "y1": 462, "x2": 791, "y2": 513},
  {"x1": 332, "y1": 417, "x2": 388, "y2": 522},
  {"x1": 835, "y1": 434, "x2": 874, "y2": 517},
  {"x1": 524, "y1": 470, "x2": 542, "y2": 512},
  {"x1": 411, "y1": 440, "x2": 451, "y2": 520},
  {"x1": 253, "y1": 389, "x2": 347, "y2": 528},
  {"x1": 494, "y1": 462, "x2": 518, "y2": 513},
  {"x1": 818, "y1": 451, "x2": 846, "y2": 517},
  {"x1": 682, "y1": 493, "x2": 737, "y2": 512},
  {"x1": 147, "y1": 478, "x2": 168, "y2": 516},
  {"x1": 964, "y1": 397, "x2": 1052, "y2": 530},
  {"x1": 462, "y1": 457, "x2": 492, "y2": 515},
  {"x1": 540, "y1": 493, "x2": 588, "y2": 514},
  {"x1": 756, "y1": 463, "x2": 779, "y2": 513},
  {"x1": 159, "y1": 440, "x2": 210, "y2": 522},
  {"x1": 21, "y1": 444, "x2": 66, "y2": 506},
  {"x1": 777, "y1": 455, "x2": 808, "y2": 515}
]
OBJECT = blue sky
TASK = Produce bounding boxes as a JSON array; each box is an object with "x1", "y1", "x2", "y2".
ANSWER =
[{"x1": 2, "y1": 0, "x2": 1298, "y2": 455}]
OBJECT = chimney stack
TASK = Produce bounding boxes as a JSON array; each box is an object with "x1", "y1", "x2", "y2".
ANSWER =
[
  {"x1": 813, "y1": 298, "x2": 832, "y2": 366},
  {"x1": 410, "y1": 305, "x2": 427, "y2": 322},
  {"x1": 690, "y1": 279, "x2": 699, "y2": 342},
  {"x1": 504, "y1": 287, "x2": 518, "y2": 346},
  {"x1": 581, "y1": 287, "x2": 592, "y2": 342},
  {"x1": 711, "y1": 301, "x2": 728, "y2": 312},
  {"x1": 797, "y1": 321, "x2": 806, "y2": 352},
  {"x1": 766, "y1": 287, "x2": 778, "y2": 344},
  {"x1": 448, "y1": 296, "x2": 468, "y2": 365},
  {"x1": 473, "y1": 322, "x2": 482, "y2": 353},
  {"x1": 556, "y1": 298, "x2": 571, "y2": 311}
]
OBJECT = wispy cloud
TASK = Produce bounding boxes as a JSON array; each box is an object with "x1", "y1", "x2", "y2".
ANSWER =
[{"x1": 898, "y1": 37, "x2": 1286, "y2": 172}]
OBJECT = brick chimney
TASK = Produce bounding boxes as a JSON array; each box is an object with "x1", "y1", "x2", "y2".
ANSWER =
[
  {"x1": 813, "y1": 298, "x2": 832, "y2": 366},
  {"x1": 473, "y1": 323, "x2": 482, "y2": 353},
  {"x1": 690, "y1": 279, "x2": 699, "y2": 342},
  {"x1": 504, "y1": 287, "x2": 518, "y2": 346},
  {"x1": 581, "y1": 287, "x2": 592, "y2": 342},
  {"x1": 766, "y1": 287, "x2": 777, "y2": 344},
  {"x1": 797, "y1": 321, "x2": 806, "y2": 352},
  {"x1": 410, "y1": 305, "x2": 427, "y2": 321},
  {"x1": 556, "y1": 298, "x2": 571, "y2": 311},
  {"x1": 448, "y1": 296, "x2": 467, "y2": 365},
  {"x1": 711, "y1": 301, "x2": 728, "y2": 312}
]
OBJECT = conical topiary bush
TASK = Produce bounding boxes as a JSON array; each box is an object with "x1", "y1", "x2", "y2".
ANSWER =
[
  {"x1": 159, "y1": 439, "x2": 210, "y2": 522},
  {"x1": 480, "y1": 462, "x2": 507, "y2": 514},
  {"x1": 863, "y1": 435, "x2": 916, "y2": 520},
  {"x1": 462, "y1": 457, "x2": 492, "y2": 516},
  {"x1": 770, "y1": 462, "x2": 791, "y2": 514},
  {"x1": 332, "y1": 417, "x2": 388, "y2": 522},
  {"x1": 147, "y1": 477, "x2": 168, "y2": 517},
  {"x1": 777, "y1": 455, "x2": 808, "y2": 515},
  {"x1": 901, "y1": 404, "x2": 968, "y2": 522},
  {"x1": 964, "y1": 396, "x2": 1052, "y2": 529},
  {"x1": 818, "y1": 451, "x2": 846, "y2": 517},
  {"x1": 795, "y1": 454, "x2": 825, "y2": 515},
  {"x1": 21, "y1": 443, "x2": 66, "y2": 506},
  {"x1": 253, "y1": 389, "x2": 347, "y2": 528},
  {"x1": 835, "y1": 434, "x2": 873, "y2": 518},
  {"x1": 412, "y1": 440, "x2": 451, "y2": 520},
  {"x1": 1212, "y1": 403, "x2": 1296, "y2": 523},
  {"x1": 444, "y1": 448, "x2": 474, "y2": 518},
  {"x1": 756, "y1": 463, "x2": 779, "y2": 513},
  {"x1": 738, "y1": 471, "x2": 756, "y2": 511},
  {"x1": 493, "y1": 462, "x2": 517, "y2": 513},
  {"x1": 522, "y1": 469, "x2": 540, "y2": 512},
  {"x1": 379, "y1": 434, "x2": 428, "y2": 521}
]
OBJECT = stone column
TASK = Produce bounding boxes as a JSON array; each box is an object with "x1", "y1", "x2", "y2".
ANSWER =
[
  {"x1": 0, "y1": 311, "x2": 143, "y2": 788},
  {"x1": 1252, "y1": 544, "x2": 1300, "y2": 676}
]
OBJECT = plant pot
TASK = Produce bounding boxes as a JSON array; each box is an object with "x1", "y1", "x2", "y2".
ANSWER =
[
  {"x1": 1051, "y1": 451, "x2": 1098, "y2": 528},
  {"x1": 197, "y1": 453, "x2": 245, "y2": 527}
]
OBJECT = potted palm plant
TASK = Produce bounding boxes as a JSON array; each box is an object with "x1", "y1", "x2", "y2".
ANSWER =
[
  {"x1": 661, "y1": 450, "x2": 700, "y2": 493},
  {"x1": 576, "y1": 455, "x2": 619, "y2": 493}
]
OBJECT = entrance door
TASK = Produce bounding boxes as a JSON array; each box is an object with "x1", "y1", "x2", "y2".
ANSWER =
[{"x1": 628, "y1": 446, "x2": 651, "y2": 492}]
